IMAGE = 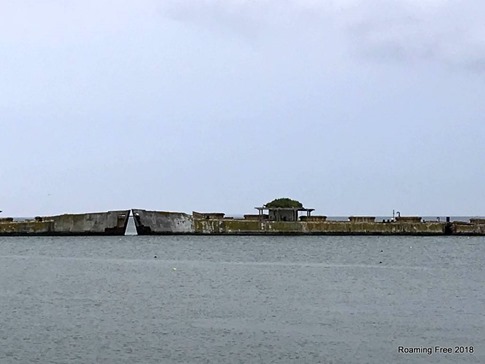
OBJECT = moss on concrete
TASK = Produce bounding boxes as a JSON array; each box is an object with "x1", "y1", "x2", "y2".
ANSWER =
[
  {"x1": 452, "y1": 222, "x2": 485, "y2": 235},
  {"x1": 0, "y1": 220, "x2": 54, "y2": 235},
  {"x1": 193, "y1": 219, "x2": 448, "y2": 235}
]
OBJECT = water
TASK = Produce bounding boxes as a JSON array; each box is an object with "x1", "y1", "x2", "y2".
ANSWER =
[{"x1": 0, "y1": 235, "x2": 483, "y2": 363}]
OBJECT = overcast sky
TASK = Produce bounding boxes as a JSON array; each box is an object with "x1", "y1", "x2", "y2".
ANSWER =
[{"x1": 1, "y1": 0, "x2": 484, "y2": 217}]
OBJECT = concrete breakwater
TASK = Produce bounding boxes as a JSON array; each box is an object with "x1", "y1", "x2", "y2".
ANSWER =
[
  {"x1": 2, "y1": 209, "x2": 484, "y2": 236},
  {"x1": 0, "y1": 210, "x2": 130, "y2": 236},
  {"x1": 132, "y1": 209, "x2": 485, "y2": 236}
]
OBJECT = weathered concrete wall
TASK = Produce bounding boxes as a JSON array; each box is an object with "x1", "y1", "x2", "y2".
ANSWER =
[
  {"x1": 395, "y1": 216, "x2": 422, "y2": 223},
  {"x1": 470, "y1": 218, "x2": 485, "y2": 224},
  {"x1": 300, "y1": 216, "x2": 327, "y2": 222},
  {"x1": 194, "y1": 219, "x2": 267, "y2": 234},
  {"x1": 103, "y1": 210, "x2": 485, "y2": 236},
  {"x1": 193, "y1": 212, "x2": 225, "y2": 219},
  {"x1": 0, "y1": 210, "x2": 130, "y2": 236},
  {"x1": 132, "y1": 209, "x2": 194, "y2": 234},
  {"x1": 42, "y1": 210, "x2": 130, "y2": 235},
  {"x1": 244, "y1": 214, "x2": 268, "y2": 220},
  {"x1": 269, "y1": 209, "x2": 297, "y2": 222},
  {"x1": 451, "y1": 222, "x2": 485, "y2": 235},
  {"x1": 348, "y1": 216, "x2": 376, "y2": 223},
  {"x1": 0, "y1": 220, "x2": 54, "y2": 236},
  {"x1": 300, "y1": 221, "x2": 444, "y2": 235},
  {"x1": 193, "y1": 219, "x2": 446, "y2": 235}
]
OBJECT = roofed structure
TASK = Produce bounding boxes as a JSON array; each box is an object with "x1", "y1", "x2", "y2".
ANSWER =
[{"x1": 254, "y1": 206, "x2": 314, "y2": 222}]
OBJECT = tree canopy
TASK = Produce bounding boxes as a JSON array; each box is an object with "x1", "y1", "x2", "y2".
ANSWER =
[{"x1": 265, "y1": 198, "x2": 303, "y2": 208}]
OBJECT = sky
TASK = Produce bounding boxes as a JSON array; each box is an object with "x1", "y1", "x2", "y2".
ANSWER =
[{"x1": 1, "y1": 0, "x2": 484, "y2": 217}]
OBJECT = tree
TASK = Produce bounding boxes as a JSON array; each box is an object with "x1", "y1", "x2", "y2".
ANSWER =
[{"x1": 265, "y1": 198, "x2": 303, "y2": 208}]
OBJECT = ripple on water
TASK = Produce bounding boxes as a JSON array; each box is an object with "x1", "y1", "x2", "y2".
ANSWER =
[{"x1": 0, "y1": 235, "x2": 484, "y2": 364}]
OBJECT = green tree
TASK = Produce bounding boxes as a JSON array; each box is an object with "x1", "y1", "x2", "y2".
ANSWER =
[{"x1": 265, "y1": 198, "x2": 303, "y2": 208}]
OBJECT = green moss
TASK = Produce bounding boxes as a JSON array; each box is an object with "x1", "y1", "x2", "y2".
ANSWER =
[
  {"x1": 0, "y1": 220, "x2": 53, "y2": 235},
  {"x1": 225, "y1": 220, "x2": 262, "y2": 233},
  {"x1": 191, "y1": 219, "x2": 449, "y2": 235},
  {"x1": 268, "y1": 222, "x2": 302, "y2": 232}
]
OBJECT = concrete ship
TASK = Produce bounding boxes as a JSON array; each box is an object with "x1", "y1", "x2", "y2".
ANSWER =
[
  {"x1": 132, "y1": 209, "x2": 485, "y2": 236},
  {"x1": 132, "y1": 209, "x2": 194, "y2": 235},
  {"x1": 0, "y1": 210, "x2": 130, "y2": 236}
]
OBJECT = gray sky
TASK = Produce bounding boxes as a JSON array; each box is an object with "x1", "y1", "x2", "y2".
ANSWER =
[{"x1": 1, "y1": 0, "x2": 484, "y2": 217}]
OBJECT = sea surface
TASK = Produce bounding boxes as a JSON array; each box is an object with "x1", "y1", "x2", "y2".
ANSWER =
[{"x1": 0, "y1": 234, "x2": 483, "y2": 364}]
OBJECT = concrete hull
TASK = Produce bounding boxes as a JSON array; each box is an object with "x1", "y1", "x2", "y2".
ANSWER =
[
  {"x1": 449, "y1": 222, "x2": 485, "y2": 236},
  {"x1": 0, "y1": 210, "x2": 130, "y2": 236},
  {"x1": 132, "y1": 209, "x2": 194, "y2": 235},
  {"x1": 0, "y1": 220, "x2": 54, "y2": 236},
  {"x1": 194, "y1": 220, "x2": 448, "y2": 235},
  {"x1": 130, "y1": 210, "x2": 485, "y2": 236}
]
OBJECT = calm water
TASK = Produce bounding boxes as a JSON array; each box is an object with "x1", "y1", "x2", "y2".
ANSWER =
[{"x1": 0, "y1": 235, "x2": 483, "y2": 363}]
